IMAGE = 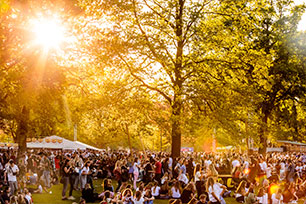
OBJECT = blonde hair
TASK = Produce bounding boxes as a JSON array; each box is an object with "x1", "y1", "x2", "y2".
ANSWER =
[{"x1": 122, "y1": 188, "x2": 133, "y2": 197}]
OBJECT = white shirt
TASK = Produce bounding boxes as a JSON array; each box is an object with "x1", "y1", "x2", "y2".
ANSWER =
[
  {"x1": 81, "y1": 166, "x2": 90, "y2": 176},
  {"x1": 235, "y1": 193, "x2": 242, "y2": 198},
  {"x1": 151, "y1": 186, "x2": 160, "y2": 197},
  {"x1": 178, "y1": 173, "x2": 189, "y2": 184},
  {"x1": 25, "y1": 194, "x2": 32, "y2": 204},
  {"x1": 208, "y1": 183, "x2": 223, "y2": 202},
  {"x1": 38, "y1": 185, "x2": 43, "y2": 193},
  {"x1": 171, "y1": 187, "x2": 181, "y2": 198},
  {"x1": 133, "y1": 197, "x2": 144, "y2": 204},
  {"x1": 244, "y1": 161, "x2": 249, "y2": 169},
  {"x1": 6, "y1": 164, "x2": 19, "y2": 182},
  {"x1": 259, "y1": 162, "x2": 267, "y2": 173},
  {"x1": 194, "y1": 171, "x2": 201, "y2": 182},
  {"x1": 168, "y1": 158, "x2": 173, "y2": 169},
  {"x1": 205, "y1": 160, "x2": 212, "y2": 169},
  {"x1": 133, "y1": 162, "x2": 139, "y2": 174},
  {"x1": 271, "y1": 193, "x2": 283, "y2": 204},
  {"x1": 232, "y1": 160, "x2": 240, "y2": 168},
  {"x1": 280, "y1": 162, "x2": 285, "y2": 170},
  {"x1": 257, "y1": 193, "x2": 268, "y2": 204}
]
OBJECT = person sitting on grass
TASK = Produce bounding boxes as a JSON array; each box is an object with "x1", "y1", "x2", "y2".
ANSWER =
[
  {"x1": 25, "y1": 170, "x2": 38, "y2": 185},
  {"x1": 256, "y1": 188, "x2": 268, "y2": 204},
  {"x1": 207, "y1": 176, "x2": 227, "y2": 204},
  {"x1": 26, "y1": 180, "x2": 51, "y2": 194},
  {"x1": 180, "y1": 182, "x2": 196, "y2": 204},
  {"x1": 122, "y1": 188, "x2": 134, "y2": 204},
  {"x1": 159, "y1": 180, "x2": 170, "y2": 199},
  {"x1": 103, "y1": 179, "x2": 114, "y2": 192},
  {"x1": 151, "y1": 181, "x2": 160, "y2": 199},
  {"x1": 136, "y1": 182, "x2": 145, "y2": 196},
  {"x1": 134, "y1": 190, "x2": 145, "y2": 204},
  {"x1": 235, "y1": 180, "x2": 250, "y2": 203},
  {"x1": 81, "y1": 183, "x2": 95, "y2": 203},
  {"x1": 10, "y1": 195, "x2": 18, "y2": 204},
  {"x1": 245, "y1": 186, "x2": 258, "y2": 204},
  {"x1": 1, "y1": 186, "x2": 11, "y2": 204},
  {"x1": 196, "y1": 194, "x2": 207, "y2": 204},
  {"x1": 271, "y1": 188, "x2": 283, "y2": 204},
  {"x1": 144, "y1": 188, "x2": 155, "y2": 204},
  {"x1": 100, "y1": 191, "x2": 114, "y2": 204},
  {"x1": 17, "y1": 192, "x2": 27, "y2": 204},
  {"x1": 24, "y1": 188, "x2": 33, "y2": 204},
  {"x1": 171, "y1": 181, "x2": 181, "y2": 199}
]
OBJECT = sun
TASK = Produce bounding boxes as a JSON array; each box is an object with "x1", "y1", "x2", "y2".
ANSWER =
[{"x1": 32, "y1": 18, "x2": 65, "y2": 50}]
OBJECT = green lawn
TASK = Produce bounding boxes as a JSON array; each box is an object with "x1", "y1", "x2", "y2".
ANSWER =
[
  {"x1": 31, "y1": 178, "x2": 237, "y2": 204},
  {"x1": 31, "y1": 179, "x2": 305, "y2": 204}
]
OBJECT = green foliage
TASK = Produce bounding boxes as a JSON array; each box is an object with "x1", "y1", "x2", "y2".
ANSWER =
[
  {"x1": 0, "y1": 0, "x2": 76, "y2": 151},
  {"x1": 1, "y1": 0, "x2": 306, "y2": 153}
]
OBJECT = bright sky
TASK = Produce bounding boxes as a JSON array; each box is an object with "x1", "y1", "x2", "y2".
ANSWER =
[{"x1": 297, "y1": 0, "x2": 306, "y2": 30}]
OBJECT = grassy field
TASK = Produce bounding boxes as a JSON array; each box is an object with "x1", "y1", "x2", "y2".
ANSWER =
[{"x1": 31, "y1": 179, "x2": 305, "y2": 204}]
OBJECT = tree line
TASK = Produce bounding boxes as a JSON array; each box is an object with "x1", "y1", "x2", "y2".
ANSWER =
[{"x1": 0, "y1": 0, "x2": 306, "y2": 157}]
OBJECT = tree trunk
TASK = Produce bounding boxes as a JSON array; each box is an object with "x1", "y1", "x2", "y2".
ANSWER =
[
  {"x1": 171, "y1": 98, "x2": 182, "y2": 158},
  {"x1": 125, "y1": 123, "x2": 132, "y2": 150},
  {"x1": 171, "y1": 0, "x2": 184, "y2": 158},
  {"x1": 258, "y1": 113, "x2": 268, "y2": 156},
  {"x1": 16, "y1": 106, "x2": 29, "y2": 156}
]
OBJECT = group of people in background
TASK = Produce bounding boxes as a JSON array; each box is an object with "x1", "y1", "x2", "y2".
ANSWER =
[{"x1": 0, "y1": 148, "x2": 306, "y2": 204}]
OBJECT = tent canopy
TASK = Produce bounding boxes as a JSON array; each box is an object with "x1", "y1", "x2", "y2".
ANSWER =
[
  {"x1": 27, "y1": 135, "x2": 100, "y2": 150},
  {"x1": 74, "y1": 141, "x2": 102, "y2": 151}
]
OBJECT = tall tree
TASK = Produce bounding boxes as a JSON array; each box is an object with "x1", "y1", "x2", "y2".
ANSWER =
[
  {"x1": 244, "y1": 1, "x2": 306, "y2": 154},
  {"x1": 78, "y1": 0, "x2": 271, "y2": 157},
  {"x1": 0, "y1": 0, "x2": 77, "y2": 153}
]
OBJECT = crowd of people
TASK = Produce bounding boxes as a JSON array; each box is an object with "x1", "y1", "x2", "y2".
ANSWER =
[{"x1": 0, "y1": 148, "x2": 306, "y2": 204}]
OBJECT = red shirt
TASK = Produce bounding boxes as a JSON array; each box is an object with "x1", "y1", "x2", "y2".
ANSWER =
[
  {"x1": 155, "y1": 161, "x2": 162, "y2": 174},
  {"x1": 55, "y1": 158, "x2": 60, "y2": 169}
]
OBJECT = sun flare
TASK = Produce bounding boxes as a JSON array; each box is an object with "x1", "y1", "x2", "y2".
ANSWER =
[{"x1": 32, "y1": 18, "x2": 65, "y2": 50}]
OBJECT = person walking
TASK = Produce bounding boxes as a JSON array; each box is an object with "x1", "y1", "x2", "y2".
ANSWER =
[{"x1": 5, "y1": 159, "x2": 19, "y2": 196}]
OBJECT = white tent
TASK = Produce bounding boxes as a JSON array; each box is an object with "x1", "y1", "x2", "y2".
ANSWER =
[
  {"x1": 27, "y1": 135, "x2": 91, "y2": 150},
  {"x1": 74, "y1": 141, "x2": 103, "y2": 151},
  {"x1": 0, "y1": 135, "x2": 102, "y2": 151}
]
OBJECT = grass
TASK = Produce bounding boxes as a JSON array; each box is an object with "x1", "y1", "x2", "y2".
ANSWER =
[
  {"x1": 31, "y1": 179, "x2": 305, "y2": 204},
  {"x1": 31, "y1": 178, "x2": 237, "y2": 204}
]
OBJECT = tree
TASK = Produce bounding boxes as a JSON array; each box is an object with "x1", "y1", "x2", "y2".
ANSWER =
[
  {"x1": 77, "y1": 0, "x2": 274, "y2": 157},
  {"x1": 244, "y1": 1, "x2": 306, "y2": 154},
  {"x1": 62, "y1": 65, "x2": 171, "y2": 150},
  {"x1": 0, "y1": 0, "x2": 77, "y2": 153}
]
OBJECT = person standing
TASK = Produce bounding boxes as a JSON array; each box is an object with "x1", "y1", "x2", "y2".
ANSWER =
[
  {"x1": 61, "y1": 159, "x2": 71, "y2": 200},
  {"x1": 133, "y1": 158, "x2": 139, "y2": 190},
  {"x1": 154, "y1": 158, "x2": 162, "y2": 185},
  {"x1": 187, "y1": 158, "x2": 194, "y2": 181},
  {"x1": 80, "y1": 161, "x2": 90, "y2": 190},
  {"x1": 41, "y1": 154, "x2": 51, "y2": 188},
  {"x1": 74, "y1": 154, "x2": 83, "y2": 190},
  {"x1": 113, "y1": 161, "x2": 122, "y2": 192},
  {"x1": 5, "y1": 159, "x2": 19, "y2": 196}
]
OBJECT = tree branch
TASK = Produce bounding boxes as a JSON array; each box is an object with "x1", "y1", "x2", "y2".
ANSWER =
[
  {"x1": 142, "y1": 0, "x2": 175, "y2": 29},
  {"x1": 118, "y1": 54, "x2": 172, "y2": 103},
  {"x1": 132, "y1": 0, "x2": 175, "y2": 85}
]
